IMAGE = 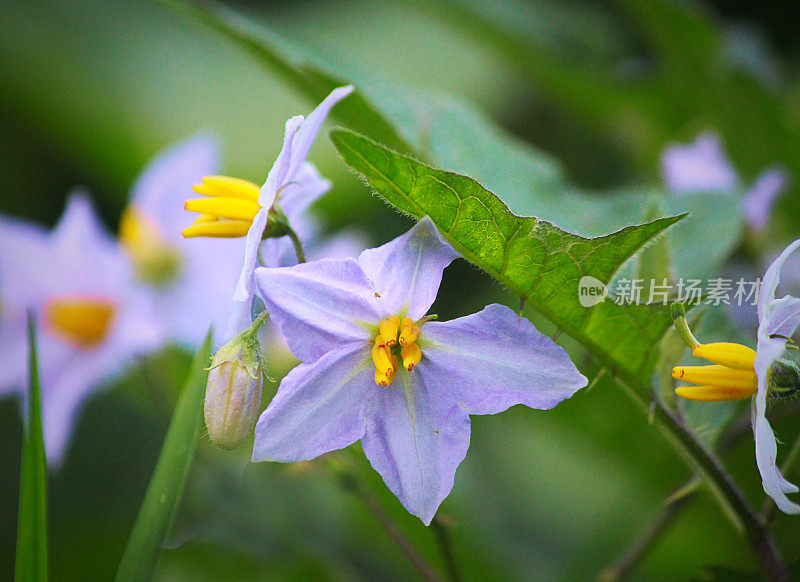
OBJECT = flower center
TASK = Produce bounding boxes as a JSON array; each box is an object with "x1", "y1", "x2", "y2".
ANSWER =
[
  {"x1": 120, "y1": 207, "x2": 183, "y2": 287},
  {"x1": 44, "y1": 296, "x2": 116, "y2": 348},
  {"x1": 673, "y1": 342, "x2": 758, "y2": 401},
  {"x1": 182, "y1": 175, "x2": 261, "y2": 238},
  {"x1": 371, "y1": 316, "x2": 423, "y2": 387}
]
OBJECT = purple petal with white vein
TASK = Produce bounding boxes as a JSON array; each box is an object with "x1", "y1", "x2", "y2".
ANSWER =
[
  {"x1": 753, "y1": 238, "x2": 800, "y2": 513},
  {"x1": 286, "y1": 86, "x2": 354, "y2": 179},
  {"x1": 361, "y1": 369, "x2": 471, "y2": 525},
  {"x1": 358, "y1": 217, "x2": 459, "y2": 320},
  {"x1": 252, "y1": 342, "x2": 373, "y2": 462},
  {"x1": 255, "y1": 258, "x2": 382, "y2": 361},
  {"x1": 420, "y1": 303, "x2": 586, "y2": 415}
]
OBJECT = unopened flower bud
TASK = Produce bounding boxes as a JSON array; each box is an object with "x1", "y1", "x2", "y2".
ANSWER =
[{"x1": 204, "y1": 313, "x2": 267, "y2": 449}]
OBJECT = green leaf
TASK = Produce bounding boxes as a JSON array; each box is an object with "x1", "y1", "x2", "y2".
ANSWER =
[
  {"x1": 160, "y1": 0, "x2": 410, "y2": 154},
  {"x1": 332, "y1": 129, "x2": 683, "y2": 377},
  {"x1": 14, "y1": 314, "x2": 48, "y2": 582},
  {"x1": 115, "y1": 330, "x2": 213, "y2": 582}
]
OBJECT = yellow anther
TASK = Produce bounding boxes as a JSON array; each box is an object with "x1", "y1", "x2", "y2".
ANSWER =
[
  {"x1": 672, "y1": 365, "x2": 757, "y2": 390},
  {"x1": 120, "y1": 207, "x2": 182, "y2": 285},
  {"x1": 692, "y1": 342, "x2": 756, "y2": 370},
  {"x1": 399, "y1": 317, "x2": 420, "y2": 346},
  {"x1": 191, "y1": 214, "x2": 217, "y2": 224},
  {"x1": 184, "y1": 197, "x2": 260, "y2": 222},
  {"x1": 193, "y1": 175, "x2": 260, "y2": 202},
  {"x1": 379, "y1": 315, "x2": 401, "y2": 347},
  {"x1": 371, "y1": 339, "x2": 394, "y2": 376},
  {"x1": 45, "y1": 296, "x2": 116, "y2": 348},
  {"x1": 675, "y1": 385, "x2": 755, "y2": 402},
  {"x1": 401, "y1": 342, "x2": 422, "y2": 371},
  {"x1": 182, "y1": 220, "x2": 252, "y2": 239},
  {"x1": 375, "y1": 358, "x2": 399, "y2": 387},
  {"x1": 184, "y1": 175, "x2": 263, "y2": 239}
]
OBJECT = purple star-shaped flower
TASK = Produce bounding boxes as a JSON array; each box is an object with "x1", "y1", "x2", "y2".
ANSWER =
[{"x1": 251, "y1": 217, "x2": 587, "y2": 523}]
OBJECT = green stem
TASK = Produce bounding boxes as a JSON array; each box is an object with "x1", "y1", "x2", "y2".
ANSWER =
[
  {"x1": 602, "y1": 397, "x2": 796, "y2": 580},
  {"x1": 325, "y1": 458, "x2": 443, "y2": 582},
  {"x1": 615, "y1": 377, "x2": 788, "y2": 582},
  {"x1": 670, "y1": 302, "x2": 700, "y2": 349},
  {"x1": 285, "y1": 227, "x2": 306, "y2": 264},
  {"x1": 431, "y1": 517, "x2": 461, "y2": 582},
  {"x1": 599, "y1": 484, "x2": 698, "y2": 582}
]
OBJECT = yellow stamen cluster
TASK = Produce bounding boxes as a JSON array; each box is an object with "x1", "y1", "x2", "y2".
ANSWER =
[
  {"x1": 182, "y1": 175, "x2": 261, "y2": 238},
  {"x1": 119, "y1": 207, "x2": 182, "y2": 285},
  {"x1": 45, "y1": 296, "x2": 116, "y2": 348},
  {"x1": 372, "y1": 316, "x2": 423, "y2": 386},
  {"x1": 673, "y1": 342, "x2": 758, "y2": 402}
]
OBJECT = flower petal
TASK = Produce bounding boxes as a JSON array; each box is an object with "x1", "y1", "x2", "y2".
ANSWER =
[
  {"x1": 227, "y1": 208, "x2": 270, "y2": 339},
  {"x1": 259, "y1": 115, "x2": 304, "y2": 209},
  {"x1": 287, "y1": 86, "x2": 354, "y2": 180},
  {"x1": 131, "y1": 135, "x2": 220, "y2": 240},
  {"x1": 661, "y1": 133, "x2": 738, "y2": 192},
  {"x1": 252, "y1": 342, "x2": 372, "y2": 462},
  {"x1": 419, "y1": 303, "x2": 587, "y2": 414},
  {"x1": 740, "y1": 167, "x2": 787, "y2": 230},
  {"x1": 361, "y1": 370, "x2": 471, "y2": 525},
  {"x1": 278, "y1": 162, "x2": 331, "y2": 221},
  {"x1": 254, "y1": 258, "x2": 382, "y2": 361},
  {"x1": 50, "y1": 192, "x2": 130, "y2": 298},
  {"x1": 0, "y1": 213, "x2": 53, "y2": 306},
  {"x1": 752, "y1": 340, "x2": 800, "y2": 513},
  {"x1": 52, "y1": 192, "x2": 114, "y2": 251},
  {"x1": 41, "y1": 293, "x2": 160, "y2": 466},
  {"x1": 358, "y1": 217, "x2": 459, "y2": 319},
  {"x1": 754, "y1": 238, "x2": 800, "y2": 513},
  {"x1": 764, "y1": 296, "x2": 800, "y2": 339},
  {"x1": 758, "y1": 238, "x2": 800, "y2": 326}
]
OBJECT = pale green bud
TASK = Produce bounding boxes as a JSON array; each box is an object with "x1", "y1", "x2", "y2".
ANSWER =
[{"x1": 204, "y1": 313, "x2": 267, "y2": 449}]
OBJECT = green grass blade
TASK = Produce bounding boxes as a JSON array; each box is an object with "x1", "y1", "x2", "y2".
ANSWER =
[
  {"x1": 115, "y1": 330, "x2": 213, "y2": 582},
  {"x1": 14, "y1": 314, "x2": 48, "y2": 582}
]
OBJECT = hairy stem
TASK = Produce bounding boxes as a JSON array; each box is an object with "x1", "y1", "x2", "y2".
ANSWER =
[
  {"x1": 431, "y1": 517, "x2": 461, "y2": 582},
  {"x1": 285, "y1": 228, "x2": 306, "y2": 264},
  {"x1": 325, "y1": 458, "x2": 443, "y2": 582},
  {"x1": 615, "y1": 378, "x2": 788, "y2": 582},
  {"x1": 599, "y1": 481, "x2": 699, "y2": 581}
]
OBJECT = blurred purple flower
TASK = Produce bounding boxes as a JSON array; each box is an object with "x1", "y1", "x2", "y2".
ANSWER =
[
  {"x1": 122, "y1": 136, "x2": 246, "y2": 347},
  {"x1": 251, "y1": 217, "x2": 587, "y2": 524},
  {"x1": 0, "y1": 194, "x2": 159, "y2": 465},
  {"x1": 661, "y1": 132, "x2": 788, "y2": 230},
  {"x1": 741, "y1": 167, "x2": 790, "y2": 230},
  {"x1": 753, "y1": 239, "x2": 800, "y2": 513}
]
